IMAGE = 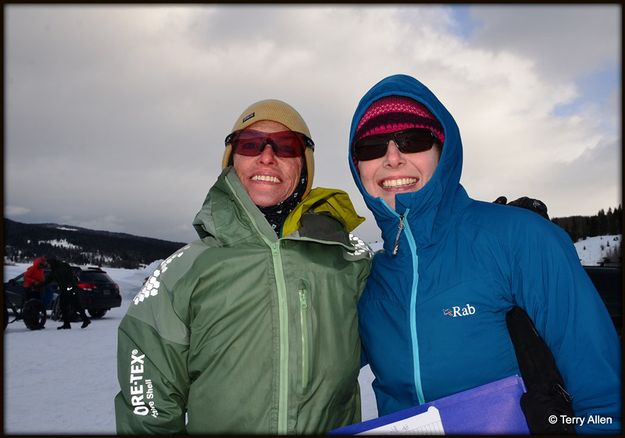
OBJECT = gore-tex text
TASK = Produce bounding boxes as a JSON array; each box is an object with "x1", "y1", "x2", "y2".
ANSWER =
[{"x1": 129, "y1": 349, "x2": 159, "y2": 418}]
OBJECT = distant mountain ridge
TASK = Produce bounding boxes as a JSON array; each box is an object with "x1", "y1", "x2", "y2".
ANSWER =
[
  {"x1": 5, "y1": 205, "x2": 622, "y2": 269},
  {"x1": 4, "y1": 218, "x2": 187, "y2": 269}
]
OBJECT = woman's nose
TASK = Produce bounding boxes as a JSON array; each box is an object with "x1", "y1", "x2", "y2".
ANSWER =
[
  {"x1": 383, "y1": 141, "x2": 405, "y2": 167},
  {"x1": 258, "y1": 144, "x2": 276, "y2": 163}
]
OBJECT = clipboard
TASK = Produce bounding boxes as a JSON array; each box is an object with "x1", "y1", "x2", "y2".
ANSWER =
[{"x1": 330, "y1": 375, "x2": 530, "y2": 435}]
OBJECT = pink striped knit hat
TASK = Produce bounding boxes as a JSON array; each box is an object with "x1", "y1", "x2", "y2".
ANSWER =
[{"x1": 354, "y1": 96, "x2": 445, "y2": 145}]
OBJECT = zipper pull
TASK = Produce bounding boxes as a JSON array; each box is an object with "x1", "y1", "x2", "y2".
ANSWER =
[{"x1": 392, "y1": 215, "x2": 405, "y2": 256}]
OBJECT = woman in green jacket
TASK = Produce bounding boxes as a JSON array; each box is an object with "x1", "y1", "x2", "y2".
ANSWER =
[{"x1": 114, "y1": 99, "x2": 371, "y2": 434}]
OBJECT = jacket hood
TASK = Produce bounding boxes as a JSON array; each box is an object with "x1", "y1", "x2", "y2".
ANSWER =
[
  {"x1": 193, "y1": 167, "x2": 277, "y2": 245},
  {"x1": 193, "y1": 167, "x2": 365, "y2": 245},
  {"x1": 348, "y1": 74, "x2": 466, "y2": 248}
]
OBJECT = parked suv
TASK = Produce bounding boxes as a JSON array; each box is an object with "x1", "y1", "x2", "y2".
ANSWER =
[
  {"x1": 4, "y1": 264, "x2": 122, "y2": 329},
  {"x1": 50, "y1": 266, "x2": 122, "y2": 320}
]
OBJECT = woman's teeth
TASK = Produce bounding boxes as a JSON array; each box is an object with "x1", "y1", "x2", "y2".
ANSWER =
[
  {"x1": 381, "y1": 178, "x2": 417, "y2": 188},
  {"x1": 252, "y1": 175, "x2": 280, "y2": 183}
]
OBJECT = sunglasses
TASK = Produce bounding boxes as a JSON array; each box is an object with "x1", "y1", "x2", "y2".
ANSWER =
[
  {"x1": 353, "y1": 128, "x2": 440, "y2": 161},
  {"x1": 226, "y1": 129, "x2": 314, "y2": 158}
]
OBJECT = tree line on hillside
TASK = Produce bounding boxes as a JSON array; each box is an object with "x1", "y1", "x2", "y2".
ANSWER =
[
  {"x1": 4, "y1": 219, "x2": 187, "y2": 269},
  {"x1": 5, "y1": 242, "x2": 179, "y2": 269},
  {"x1": 552, "y1": 205, "x2": 622, "y2": 244}
]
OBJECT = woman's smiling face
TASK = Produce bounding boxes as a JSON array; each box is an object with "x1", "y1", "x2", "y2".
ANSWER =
[
  {"x1": 232, "y1": 120, "x2": 303, "y2": 207},
  {"x1": 357, "y1": 140, "x2": 440, "y2": 210}
]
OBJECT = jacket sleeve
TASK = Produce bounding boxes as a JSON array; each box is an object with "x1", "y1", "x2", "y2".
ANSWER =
[
  {"x1": 114, "y1": 264, "x2": 191, "y2": 434},
  {"x1": 34, "y1": 268, "x2": 45, "y2": 284},
  {"x1": 23, "y1": 267, "x2": 34, "y2": 288},
  {"x1": 24, "y1": 266, "x2": 44, "y2": 287},
  {"x1": 510, "y1": 219, "x2": 621, "y2": 434}
]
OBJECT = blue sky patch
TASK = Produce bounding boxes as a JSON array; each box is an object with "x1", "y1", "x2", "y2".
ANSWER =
[
  {"x1": 447, "y1": 5, "x2": 482, "y2": 39},
  {"x1": 553, "y1": 62, "x2": 619, "y2": 117}
]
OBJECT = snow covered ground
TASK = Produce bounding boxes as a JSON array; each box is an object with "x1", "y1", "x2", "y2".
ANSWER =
[
  {"x1": 574, "y1": 234, "x2": 621, "y2": 266},
  {"x1": 3, "y1": 262, "x2": 377, "y2": 434}
]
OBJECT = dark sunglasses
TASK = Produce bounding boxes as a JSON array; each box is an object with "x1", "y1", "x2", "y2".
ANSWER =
[
  {"x1": 225, "y1": 129, "x2": 314, "y2": 158},
  {"x1": 353, "y1": 128, "x2": 440, "y2": 161}
]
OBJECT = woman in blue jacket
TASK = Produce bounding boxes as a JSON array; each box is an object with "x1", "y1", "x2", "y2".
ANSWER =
[{"x1": 349, "y1": 74, "x2": 620, "y2": 434}]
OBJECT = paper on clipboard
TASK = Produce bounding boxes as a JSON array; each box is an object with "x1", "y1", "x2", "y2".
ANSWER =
[{"x1": 357, "y1": 406, "x2": 444, "y2": 435}]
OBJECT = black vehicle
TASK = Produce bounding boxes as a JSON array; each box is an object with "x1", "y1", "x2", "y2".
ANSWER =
[
  {"x1": 4, "y1": 271, "x2": 55, "y2": 330},
  {"x1": 4, "y1": 265, "x2": 122, "y2": 330},
  {"x1": 50, "y1": 266, "x2": 122, "y2": 320}
]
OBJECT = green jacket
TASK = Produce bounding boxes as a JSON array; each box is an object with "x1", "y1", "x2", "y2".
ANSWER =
[{"x1": 115, "y1": 167, "x2": 372, "y2": 434}]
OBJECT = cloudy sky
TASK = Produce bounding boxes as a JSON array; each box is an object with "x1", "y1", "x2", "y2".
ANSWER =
[{"x1": 5, "y1": 4, "x2": 621, "y2": 244}]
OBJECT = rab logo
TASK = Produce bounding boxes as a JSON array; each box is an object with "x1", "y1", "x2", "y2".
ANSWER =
[{"x1": 443, "y1": 304, "x2": 476, "y2": 318}]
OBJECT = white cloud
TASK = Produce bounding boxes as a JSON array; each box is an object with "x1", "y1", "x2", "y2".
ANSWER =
[
  {"x1": 545, "y1": 137, "x2": 621, "y2": 216},
  {"x1": 5, "y1": 5, "x2": 620, "y2": 243},
  {"x1": 6, "y1": 206, "x2": 31, "y2": 216},
  {"x1": 466, "y1": 5, "x2": 620, "y2": 80}
]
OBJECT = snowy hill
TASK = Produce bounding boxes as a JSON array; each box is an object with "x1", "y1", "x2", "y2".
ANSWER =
[
  {"x1": 4, "y1": 218, "x2": 186, "y2": 268},
  {"x1": 574, "y1": 234, "x2": 621, "y2": 266}
]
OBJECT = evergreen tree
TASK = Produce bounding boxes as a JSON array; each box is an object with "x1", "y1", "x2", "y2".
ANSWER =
[
  {"x1": 551, "y1": 206, "x2": 623, "y2": 243},
  {"x1": 607, "y1": 207, "x2": 614, "y2": 234},
  {"x1": 589, "y1": 216, "x2": 599, "y2": 237},
  {"x1": 598, "y1": 209, "x2": 607, "y2": 235}
]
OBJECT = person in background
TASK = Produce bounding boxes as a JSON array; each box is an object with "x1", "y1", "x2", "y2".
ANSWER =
[
  {"x1": 47, "y1": 258, "x2": 91, "y2": 330},
  {"x1": 23, "y1": 256, "x2": 47, "y2": 301},
  {"x1": 348, "y1": 74, "x2": 620, "y2": 434},
  {"x1": 115, "y1": 99, "x2": 371, "y2": 434}
]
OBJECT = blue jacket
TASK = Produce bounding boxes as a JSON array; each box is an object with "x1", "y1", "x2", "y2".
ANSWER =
[{"x1": 349, "y1": 74, "x2": 621, "y2": 434}]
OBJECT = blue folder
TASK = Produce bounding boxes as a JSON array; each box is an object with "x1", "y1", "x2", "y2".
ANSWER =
[{"x1": 330, "y1": 375, "x2": 529, "y2": 435}]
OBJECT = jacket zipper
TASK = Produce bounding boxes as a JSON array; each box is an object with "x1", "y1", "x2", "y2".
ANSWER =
[
  {"x1": 298, "y1": 288, "x2": 310, "y2": 390},
  {"x1": 403, "y1": 217, "x2": 425, "y2": 405},
  {"x1": 270, "y1": 243, "x2": 290, "y2": 434},
  {"x1": 390, "y1": 209, "x2": 425, "y2": 404}
]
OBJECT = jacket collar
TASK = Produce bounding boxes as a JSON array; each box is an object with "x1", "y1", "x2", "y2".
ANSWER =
[{"x1": 193, "y1": 167, "x2": 366, "y2": 246}]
